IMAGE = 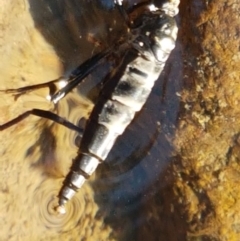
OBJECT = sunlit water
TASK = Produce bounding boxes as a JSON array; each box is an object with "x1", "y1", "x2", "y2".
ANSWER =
[{"x1": 0, "y1": 0, "x2": 199, "y2": 240}]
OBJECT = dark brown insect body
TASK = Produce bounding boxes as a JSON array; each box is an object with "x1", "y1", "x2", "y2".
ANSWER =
[
  {"x1": 56, "y1": 3, "x2": 178, "y2": 212},
  {"x1": 0, "y1": 1, "x2": 179, "y2": 214}
]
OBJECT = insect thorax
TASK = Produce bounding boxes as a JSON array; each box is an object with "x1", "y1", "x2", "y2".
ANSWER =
[{"x1": 130, "y1": 9, "x2": 177, "y2": 63}]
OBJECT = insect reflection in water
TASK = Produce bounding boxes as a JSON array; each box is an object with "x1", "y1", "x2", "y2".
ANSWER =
[{"x1": 0, "y1": 0, "x2": 179, "y2": 214}]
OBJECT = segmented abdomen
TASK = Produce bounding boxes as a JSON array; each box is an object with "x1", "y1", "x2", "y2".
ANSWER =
[
  {"x1": 58, "y1": 54, "x2": 166, "y2": 204},
  {"x1": 57, "y1": 5, "x2": 179, "y2": 206}
]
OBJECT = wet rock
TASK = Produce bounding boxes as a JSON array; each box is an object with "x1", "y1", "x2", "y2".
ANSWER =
[{"x1": 138, "y1": 0, "x2": 240, "y2": 240}]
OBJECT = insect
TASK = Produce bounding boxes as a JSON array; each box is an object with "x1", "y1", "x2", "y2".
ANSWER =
[{"x1": 0, "y1": 0, "x2": 178, "y2": 214}]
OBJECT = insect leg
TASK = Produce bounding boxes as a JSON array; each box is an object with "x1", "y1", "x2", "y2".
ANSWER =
[
  {"x1": 0, "y1": 49, "x2": 110, "y2": 102},
  {"x1": 51, "y1": 49, "x2": 112, "y2": 103},
  {"x1": 0, "y1": 109, "x2": 83, "y2": 134},
  {"x1": 0, "y1": 78, "x2": 63, "y2": 100}
]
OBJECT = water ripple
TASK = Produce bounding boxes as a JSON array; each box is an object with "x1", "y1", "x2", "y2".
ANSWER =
[{"x1": 34, "y1": 179, "x2": 84, "y2": 232}]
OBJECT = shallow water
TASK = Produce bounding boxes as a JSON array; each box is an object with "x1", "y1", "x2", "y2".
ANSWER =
[
  {"x1": 0, "y1": 1, "x2": 181, "y2": 240},
  {"x1": 2, "y1": 0, "x2": 182, "y2": 240},
  {"x1": 1, "y1": 0, "x2": 239, "y2": 241}
]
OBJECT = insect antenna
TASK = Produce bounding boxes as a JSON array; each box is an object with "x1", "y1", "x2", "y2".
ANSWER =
[{"x1": 114, "y1": 0, "x2": 131, "y2": 27}]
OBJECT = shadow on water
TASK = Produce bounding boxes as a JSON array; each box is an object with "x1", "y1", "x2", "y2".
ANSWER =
[
  {"x1": 27, "y1": 0, "x2": 186, "y2": 240},
  {"x1": 93, "y1": 45, "x2": 184, "y2": 240},
  {"x1": 28, "y1": 0, "x2": 124, "y2": 72}
]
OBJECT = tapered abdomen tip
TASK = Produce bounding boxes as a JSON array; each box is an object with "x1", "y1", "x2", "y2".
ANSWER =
[{"x1": 55, "y1": 205, "x2": 66, "y2": 215}]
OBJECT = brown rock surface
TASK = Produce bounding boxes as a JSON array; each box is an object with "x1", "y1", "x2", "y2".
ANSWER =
[
  {"x1": 138, "y1": 0, "x2": 240, "y2": 241},
  {"x1": 175, "y1": 0, "x2": 240, "y2": 240}
]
